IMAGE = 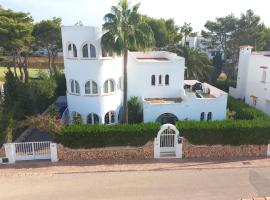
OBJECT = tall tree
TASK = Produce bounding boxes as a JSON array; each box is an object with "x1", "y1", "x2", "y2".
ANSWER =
[
  {"x1": 181, "y1": 22, "x2": 193, "y2": 47},
  {"x1": 143, "y1": 16, "x2": 182, "y2": 48},
  {"x1": 0, "y1": 8, "x2": 33, "y2": 82},
  {"x1": 32, "y1": 17, "x2": 62, "y2": 76},
  {"x1": 101, "y1": 0, "x2": 154, "y2": 123},
  {"x1": 166, "y1": 45, "x2": 213, "y2": 81}
]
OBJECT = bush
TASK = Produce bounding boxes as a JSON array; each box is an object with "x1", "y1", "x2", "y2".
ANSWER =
[
  {"x1": 56, "y1": 123, "x2": 160, "y2": 148},
  {"x1": 227, "y1": 96, "x2": 269, "y2": 120},
  {"x1": 128, "y1": 96, "x2": 143, "y2": 123}
]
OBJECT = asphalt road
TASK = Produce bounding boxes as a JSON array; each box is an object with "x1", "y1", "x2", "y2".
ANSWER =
[{"x1": 0, "y1": 167, "x2": 270, "y2": 200}]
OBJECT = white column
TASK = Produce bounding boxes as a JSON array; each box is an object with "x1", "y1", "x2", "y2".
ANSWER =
[
  {"x1": 154, "y1": 138, "x2": 160, "y2": 159},
  {"x1": 4, "y1": 143, "x2": 16, "y2": 164},
  {"x1": 267, "y1": 144, "x2": 270, "y2": 157},
  {"x1": 50, "y1": 143, "x2": 58, "y2": 162}
]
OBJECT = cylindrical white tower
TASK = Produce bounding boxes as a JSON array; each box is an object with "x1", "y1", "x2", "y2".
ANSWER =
[{"x1": 61, "y1": 26, "x2": 123, "y2": 124}]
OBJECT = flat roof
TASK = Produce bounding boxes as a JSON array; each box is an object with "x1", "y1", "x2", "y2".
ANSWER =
[{"x1": 144, "y1": 97, "x2": 183, "y2": 104}]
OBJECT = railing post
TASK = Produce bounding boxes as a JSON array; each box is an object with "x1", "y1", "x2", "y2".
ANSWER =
[
  {"x1": 4, "y1": 143, "x2": 16, "y2": 164},
  {"x1": 50, "y1": 143, "x2": 58, "y2": 162}
]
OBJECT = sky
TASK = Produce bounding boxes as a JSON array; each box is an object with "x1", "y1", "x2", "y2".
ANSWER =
[{"x1": 1, "y1": 0, "x2": 270, "y2": 32}]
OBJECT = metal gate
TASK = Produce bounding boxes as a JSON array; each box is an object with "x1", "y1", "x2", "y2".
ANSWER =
[
  {"x1": 154, "y1": 124, "x2": 182, "y2": 158},
  {"x1": 14, "y1": 142, "x2": 51, "y2": 161},
  {"x1": 160, "y1": 127, "x2": 176, "y2": 153}
]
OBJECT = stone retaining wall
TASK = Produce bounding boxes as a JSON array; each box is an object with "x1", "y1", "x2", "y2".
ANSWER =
[
  {"x1": 183, "y1": 139, "x2": 267, "y2": 158},
  {"x1": 57, "y1": 142, "x2": 153, "y2": 161},
  {"x1": 57, "y1": 139, "x2": 268, "y2": 161}
]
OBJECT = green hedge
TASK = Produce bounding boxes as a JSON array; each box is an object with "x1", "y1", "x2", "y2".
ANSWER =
[
  {"x1": 56, "y1": 123, "x2": 159, "y2": 148},
  {"x1": 57, "y1": 120, "x2": 270, "y2": 148},
  {"x1": 227, "y1": 96, "x2": 269, "y2": 120},
  {"x1": 177, "y1": 120, "x2": 270, "y2": 145}
]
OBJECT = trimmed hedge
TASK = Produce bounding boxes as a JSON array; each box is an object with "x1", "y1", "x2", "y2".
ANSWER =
[
  {"x1": 177, "y1": 120, "x2": 270, "y2": 145},
  {"x1": 56, "y1": 123, "x2": 159, "y2": 148},
  {"x1": 57, "y1": 120, "x2": 270, "y2": 148}
]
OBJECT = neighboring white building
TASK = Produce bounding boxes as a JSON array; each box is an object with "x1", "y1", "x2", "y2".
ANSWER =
[
  {"x1": 62, "y1": 26, "x2": 228, "y2": 124},
  {"x1": 181, "y1": 35, "x2": 224, "y2": 60},
  {"x1": 229, "y1": 46, "x2": 270, "y2": 116}
]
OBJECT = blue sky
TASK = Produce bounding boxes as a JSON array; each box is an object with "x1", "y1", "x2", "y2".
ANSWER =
[{"x1": 1, "y1": 0, "x2": 270, "y2": 31}]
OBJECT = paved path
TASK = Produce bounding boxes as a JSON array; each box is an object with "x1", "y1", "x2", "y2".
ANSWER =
[{"x1": 0, "y1": 167, "x2": 270, "y2": 200}]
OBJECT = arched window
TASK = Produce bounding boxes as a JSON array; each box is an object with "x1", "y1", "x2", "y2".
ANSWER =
[
  {"x1": 82, "y1": 44, "x2": 88, "y2": 58},
  {"x1": 71, "y1": 111, "x2": 82, "y2": 124},
  {"x1": 67, "y1": 43, "x2": 77, "y2": 58},
  {"x1": 151, "y1": 75, "x2": 155, "y2": 86},
  {"x1": 85, "y1": 80, "x2": 98, "y2": 94},
  {"x1": 87, "y1": 113, "x2": 100, "y2": 124},
  {"x1": 103, "y1": 79, "x2": 115, "y2": 93},
  {"x1": 165, "y1": 74, "x2": 169, "y2": 85},
  {"x1": 200, "y1": 112, "x2": 205, "y2": 121},
  {"x1": 82, "y1": 43, "x2": 96, "y2": 58},
  {"x1": 159, "y1": 75, "x2": 162, "y2": 85},
  {"x1": 70, "y1": 80, "x2": 80, "y2": 94},
  {"x1": 90, "y1": 44, "x2": 96, "y2": 58},
  {"x1": 207, "y1": 112, "x2": 212, "y2": 121},
  {"x1": 105, "y1": 111, "x2": 116, "y2": 124}
]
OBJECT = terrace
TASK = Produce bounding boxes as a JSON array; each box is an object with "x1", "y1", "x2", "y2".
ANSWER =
[{"x1": 184, "y1": 80, "x2": 226, "y2": 99}]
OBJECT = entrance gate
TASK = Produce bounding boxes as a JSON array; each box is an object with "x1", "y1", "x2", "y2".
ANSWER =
[{"x1": 154, "y1": 124, "x2": 183, "y2": 158}]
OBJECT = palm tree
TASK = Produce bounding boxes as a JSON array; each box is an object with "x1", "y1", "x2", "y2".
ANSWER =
[
  {"x1": 101, "y1": 0, "x2": 154, "y2": 123},
  {"x1": 166, "y1": 45, "x2": 213, "y2": 81},
  {"x1": 181, "y1": 22, "x2": 193, "y2": 47},
  {"x1": 183, "y1": 47, "x2": 213, "y2": 81}
]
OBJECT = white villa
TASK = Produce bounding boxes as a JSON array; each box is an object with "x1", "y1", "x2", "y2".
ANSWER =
[
  {"x1": 229, "y1": 46, "x2": 270, "y2": 116},
  {"x1": 181, "y1": 35, "x2": 224, "y2": 60},
  {"x1": 61, "y1": 26, "x2": 228, "y2": 124}
]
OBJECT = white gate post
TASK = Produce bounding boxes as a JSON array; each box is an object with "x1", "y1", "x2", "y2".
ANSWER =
[
  {"x1": 175, "y1": 137, "x2": 183, "y2": 159},
  {"x1": 267, "y1": 144, "x2": 270, "y2": 157},
  {"x1": 4, "y1": 143, "x2": 16, "y2": 164},
  {"x1": 154, "y1": 138, "x2": 160, "y2": 159},
  {"x1": 50, "y1": 143, "x2": 58, "y2": 162}
]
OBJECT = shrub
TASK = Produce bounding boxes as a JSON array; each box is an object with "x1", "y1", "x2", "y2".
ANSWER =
[
  {"x1": 128, "y1": 96, "x2": 143, "y2": 123},
  {"x1": 227, "y1": 96, "x2": 269, "y2": 120},
  {"x1": 56, "y1": 123, "x2": 160, "y2": 148}
]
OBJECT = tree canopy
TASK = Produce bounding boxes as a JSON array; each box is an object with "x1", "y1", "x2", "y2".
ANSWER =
[
  {"x1": 143, "y1": 16, "x2": 182, "y2": 48},
  {"x1": 32, "y1": 17, "x2": 62, "y2": 76}
]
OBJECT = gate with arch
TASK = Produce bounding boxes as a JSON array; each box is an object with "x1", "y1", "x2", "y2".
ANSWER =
[{"x1": 154, "y1": 124, "x2": 183, "y2": 159}]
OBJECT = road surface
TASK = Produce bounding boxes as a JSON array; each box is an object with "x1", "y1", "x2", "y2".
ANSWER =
[{"x1": 0, "y1": 167, "x2": 270, "y2": 200}]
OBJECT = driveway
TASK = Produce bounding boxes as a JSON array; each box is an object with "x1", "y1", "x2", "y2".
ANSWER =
[{"x1": 0, "y1": 166, "x2": 270, "y2": 200}]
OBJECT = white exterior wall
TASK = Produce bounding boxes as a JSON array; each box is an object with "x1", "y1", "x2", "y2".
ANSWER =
[
  {"x1": 128, "y1": 52, "x2": 185, "y2": 99},
  {"x1": 62, "y1": 26, "x2": 123, "y2": 123},
  {"x1": 144, "y1": 89, "x2": 227, "y2": 122},
  {"x1": 230, "y1": 48, "x2": 270, "y2": 116}
]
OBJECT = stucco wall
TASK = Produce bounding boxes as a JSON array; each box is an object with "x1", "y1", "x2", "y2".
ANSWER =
[
  {"x1": 230, "y1": 48, "x2": 270, "y2": 116},
  {"x1": 128, "y1": 51, "x2": 185, "y2": 99},
  {"x1": 143, "y1": 93, "x2": 227, "y2": 122}
]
